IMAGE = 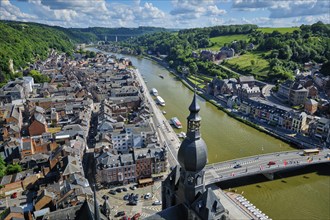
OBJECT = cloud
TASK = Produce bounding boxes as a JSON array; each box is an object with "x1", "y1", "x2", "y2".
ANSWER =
[
  {"x1": 207, "y1": 5, "x2": 226, "y2": 15},
  {"x1": 0, "y1": 0, "x2": 37, "y2": 20},
  {"x1": 269, "y1": 0, "x2": 330, "y2": 18},
  {"x1": 232, "y1": 0, "x2": 329, "y2": 18},
  {"x1": 170, "y1": 0, "x2": 226, "y2": 23},
  {"x1": 232, "y1": 0, "x2": 273, "y2": 9}
]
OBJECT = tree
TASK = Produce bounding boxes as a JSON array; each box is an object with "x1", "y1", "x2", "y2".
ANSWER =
[
  {"x1": 0, "y1": 156, "x2": 5, "y2": 177},
  {"x1": 320, "y1": 61, "x2": 330, "y2": 76},
  {"x1": 6, "y1": 163, "x2": 22, "y2": 175},
  {"x1": 189, "y1": 62, "x2": 198, "y2": 75},
  {"x1": 28, "y1": 70, "x2": 50, "y2": 83}
]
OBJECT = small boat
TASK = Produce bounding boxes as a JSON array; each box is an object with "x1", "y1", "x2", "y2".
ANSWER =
[
  {"x1": 150, "y1": 88, "x2": 158, "y2": 96},
  {"x1": 177, "y1": 132, "x2": 186, "y2": 138},
  {"x1": 159, "y1": 74, "x2": 164, "y2": 79},
  {"x1": 156, "y1": 96, "x2": 165, "y2": 106},
  {"x1": 171, "y1": 117, "x2": 182, "y2": 129}
]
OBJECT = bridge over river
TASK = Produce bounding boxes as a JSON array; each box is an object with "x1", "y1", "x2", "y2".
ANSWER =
[{"x1": 204, "y1": 149, "x2": 330, "y2": 185}]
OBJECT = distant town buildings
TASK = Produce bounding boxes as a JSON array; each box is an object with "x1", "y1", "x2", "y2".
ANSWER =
[{"x1": 206, "y1": 64, "x2": 330, "y2": 146}]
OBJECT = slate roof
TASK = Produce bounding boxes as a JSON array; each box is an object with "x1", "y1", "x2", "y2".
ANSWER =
[
  {"x1": 191, "y1": 188, "x2": 226, "y2": 220},
  {"x1": 42, "y1": 204, "x2": 82, "y2": 220},
  {"x1": 34, "y1": 113, "x2": 46, "y2": 124},
  {"x1": 144, "y1": 204, "x2": 187, "y2": 220}
]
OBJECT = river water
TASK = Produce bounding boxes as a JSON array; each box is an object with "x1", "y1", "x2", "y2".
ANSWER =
[{"x1": 90, "y1": 48, "x2": 330, "y2": 220}]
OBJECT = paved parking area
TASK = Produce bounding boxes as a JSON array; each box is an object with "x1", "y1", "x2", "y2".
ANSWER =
[{"x1": 96, "y1": 181, "x2": 163, "y2": 219}]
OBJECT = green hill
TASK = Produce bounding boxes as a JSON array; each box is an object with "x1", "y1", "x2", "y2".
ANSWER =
[
  {"x1": 257, "y1": 27, "x2": 300, "y2": 34},
  {"x1": 0, "y1": 21, "x2": 168, "y2": 83},
  {"x1": 206, "y1": 34, "x2": 249, "y2": 51},
  {"x1": 0, "y1": 21, "x2": 74, "y2": 82}
]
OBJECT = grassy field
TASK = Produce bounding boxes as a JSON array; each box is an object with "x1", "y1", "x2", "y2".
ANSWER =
[
  {"x1": 187, "y1": 75, "x2": 206, "y2": 89},
  {"x1": 257, "y1": 27, "x2": 299, "y2": 34},
  {"x1": 206, "y1": 34, "x2": 249, "y2": 51},
  {"x1": 224, "y1": 51, "x2": 270, "y2": 78}
]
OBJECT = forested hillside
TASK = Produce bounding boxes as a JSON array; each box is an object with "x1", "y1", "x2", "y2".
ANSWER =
[
  {"x1": 0, "y1": 21, "x2": 74, "y2": 82},
  {"x1": 121, "y1": 22, "x2": 330, "y2": 82},
  {"x1": 0, "y1": 20, "x2": 167, "y2": 83}
]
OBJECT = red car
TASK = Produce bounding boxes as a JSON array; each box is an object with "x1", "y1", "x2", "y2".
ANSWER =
[
  {"x1": 267, "y1": 161, "x2": 276, "y2": 166},
  {"x1": 132, "y1": 213, "x2": 141, "y2": 220},
  {"x1": 11, "y1": 192, "x2": 17, "y2": 199}
]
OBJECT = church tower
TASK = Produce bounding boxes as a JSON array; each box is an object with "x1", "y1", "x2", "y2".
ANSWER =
[
  {"x1": 177, "y1": 92, "x2": 208, "y2": 205},
  {"x1": 155, "y1": 92, "x2": 229, "y2": 220}
]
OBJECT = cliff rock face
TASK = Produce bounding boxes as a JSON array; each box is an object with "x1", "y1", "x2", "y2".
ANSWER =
[{"x1": 9, "y1": 59, "x2": 14, "y2": 73}]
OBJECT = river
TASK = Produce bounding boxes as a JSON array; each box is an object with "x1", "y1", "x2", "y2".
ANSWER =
[{"x1": 89, "y1": 48, "x2": 330, "y2": 220}]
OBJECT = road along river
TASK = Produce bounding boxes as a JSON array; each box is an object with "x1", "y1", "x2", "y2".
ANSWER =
[{"x1": 89, "y1": 48, "x2": 330, "y2": 220}]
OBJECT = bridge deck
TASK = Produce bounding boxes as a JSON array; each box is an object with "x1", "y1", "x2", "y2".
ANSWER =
[{"x1": 204, "y1": 149, "x2": 330, "y2": 185}]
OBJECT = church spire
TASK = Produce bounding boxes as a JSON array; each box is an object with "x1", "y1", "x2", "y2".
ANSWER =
[
  {"x1": 178, "y1": 92, "x2": 207, "y2": 172},
  {"x1": 187, "y1": 91, "x2": 201, "y2": 139}
]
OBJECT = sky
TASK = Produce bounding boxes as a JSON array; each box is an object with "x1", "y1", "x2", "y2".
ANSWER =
[{"x1": 0, "y1": 0, "x2": 329, "y2": 28}]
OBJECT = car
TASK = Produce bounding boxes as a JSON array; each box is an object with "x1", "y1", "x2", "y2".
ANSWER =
[
  {"x1": 116, "y1": 188, "x2": 123, "y2": 193},
  {"x1": 11, "y1": 192, "x2": 17, "y2": 199},
  {"x1": 144, "y1": 194, "x2": 150, "y2": 200},
  {"x1": 132, "y1": 213, "x2": 141, "y2": 220},
  {"x1": 123, "y1": 194, "x2": 130, "y2": 200},
  {"x1": 109, "y1": 190, "x2": 116, "y2": 195},
  {"x1": 129, "y1": 186, "x2": 137, "y2": 190},
  {"x1": 128, "y1": 200, "x2": 137, "y2": 206},
  {"x1": 233, "y1": 164, "x2": 242, "y2": 169},
  {"x1": 116, "y1": 211, "x2": 125, "y2": 217},
  {"x1": 152, "y1": 200, "x2": 162, "y2": 205},
  {"x1": 133, "y1": 194, "x2": 139, "y2": 201},
  {"x1": 122, "y1": 187, "x2": 128, "y2": 192},
  {"x1": 267, "y1": 161, "x2": 276, "y2": 166}
]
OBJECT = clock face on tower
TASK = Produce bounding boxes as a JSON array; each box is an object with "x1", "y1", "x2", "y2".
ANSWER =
[{"x1": 189, "y1": 120, "x2": 200, "y2": 131}]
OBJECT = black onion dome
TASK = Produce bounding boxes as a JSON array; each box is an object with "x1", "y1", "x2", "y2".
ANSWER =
[{"x1": 178, "y1": 136, "x2": 207, "y2": 172}]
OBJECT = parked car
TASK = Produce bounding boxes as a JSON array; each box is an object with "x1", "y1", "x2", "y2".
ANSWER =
[
  {"x1": 116, "y1": 211, "x2": 125, "y2": 217},
  {"x1": 109, "y1": 190, "x2": 116, "y2": 195},
  {"x1": 128, "y1": 200, "x2": 137, "y2": 206},
  {"x1": 116, "y1": 188, "x2": 123, "y2": 193},
  {"x1": 133, "y1": 194, "x2": 139, "y2": 201},
  {"x1": 123, "y1": 194, "x2": 130, "y2": 200},
  {"x1": 152, "y1": 200, "x2": 162, "y2": 206},
  {"x1": 122, "y1": 187, "x2": 128, "y2": 192},
  {"x1": 129, "y1": 186, "x2": 137, "y2": 190},
  {"x1": 132, "y1": 213, "x2": 141, "y2": 220},
  {"x1": 11, "y1": 192, "x2": 17, "y2": 199},
  {"x1": 233, "y1": 164, "x2": 242, "y2": 169},
  {"x1": 267, "y1": 161, "x2": 276, "y2": 166}
]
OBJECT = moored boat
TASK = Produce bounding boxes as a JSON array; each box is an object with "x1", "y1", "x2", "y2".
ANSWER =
[
  {"x1": 156, "y1": 96, "x2": 165, "y2": 106},
  {"x1": 177, "y1": 132, "x2": 186, "y2": 138},
  {"x1": 171, "y1": 117, "x2": 182, "y2": 129},
  {"x1": 150, "y1": 88, "x2": 158, "y2": 96}
]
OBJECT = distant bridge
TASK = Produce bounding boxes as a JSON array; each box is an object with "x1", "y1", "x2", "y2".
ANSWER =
[{"x1": 203, "y1": 149, "x2": 330, "y2": 185}]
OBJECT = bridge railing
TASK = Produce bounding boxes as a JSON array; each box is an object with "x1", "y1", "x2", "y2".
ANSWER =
[{"x1": 205, "y1": 150, "x2": 302, "y2": 169}]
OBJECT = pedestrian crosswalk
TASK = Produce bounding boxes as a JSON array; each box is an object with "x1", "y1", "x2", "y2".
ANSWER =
[{"x1": 143, "y1": 205, "x2": 162, "y2": 212}]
